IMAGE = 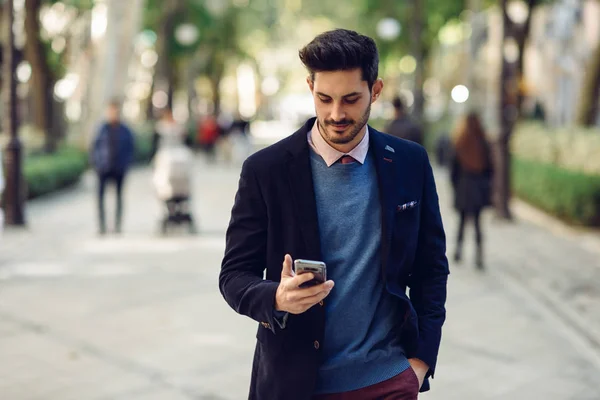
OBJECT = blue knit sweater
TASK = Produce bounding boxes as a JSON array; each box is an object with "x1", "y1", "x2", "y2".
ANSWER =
[{"x1": 310, "y1": 149, "x2": 410, "y2": 394}]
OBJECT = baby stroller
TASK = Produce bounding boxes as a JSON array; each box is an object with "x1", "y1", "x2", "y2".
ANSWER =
[{"x1": 152, "y1": 121, "x2": 197, "y2": 235}]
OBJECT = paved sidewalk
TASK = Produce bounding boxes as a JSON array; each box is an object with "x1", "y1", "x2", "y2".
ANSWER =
[{"x1": 0, "y1": 154, "x2": 599, "y2": 399}]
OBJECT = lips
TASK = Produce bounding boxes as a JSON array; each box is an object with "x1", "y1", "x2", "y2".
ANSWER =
[{"x1": 331, "y1": 124, "x2": 350, "y2": 131}]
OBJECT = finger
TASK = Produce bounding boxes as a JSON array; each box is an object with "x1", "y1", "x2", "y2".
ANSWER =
[
  {"x1": 286, "y1": 273, "x2": 315, "y2": 290},
  {"x1": 297, "y1": 289, "x2": 332, "y2": 308},
  {"x1": 295, "y1": 279, "x2": 334, "y2": 292},
  {"x1": 289, "y1": 272, "x2": 317, "y2": 287},
  {"x1": 288, "y1": 280, "x2": 334, "y2": 300},
  {"x1": 281, "y1": 254, "x2": 294, "y2": 278}
]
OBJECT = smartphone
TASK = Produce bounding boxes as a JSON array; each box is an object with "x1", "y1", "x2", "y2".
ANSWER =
[{"x1": 294, "y1": 259, "x2": 327, "y2": 288}]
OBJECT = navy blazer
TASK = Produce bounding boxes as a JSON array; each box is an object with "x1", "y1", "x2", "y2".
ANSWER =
[{"x1": 220, "y1": 118, "x2": 449, "y2": 400}]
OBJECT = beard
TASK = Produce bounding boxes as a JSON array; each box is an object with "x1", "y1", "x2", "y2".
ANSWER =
[{"x1": 318, "y1": 103, "x2": 371, "y2": 145}]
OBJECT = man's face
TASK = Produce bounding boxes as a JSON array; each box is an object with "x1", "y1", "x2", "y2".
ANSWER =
[
  {"x1": 308, "y1": 68, "x2": 383, "y2": 151},
  {"x1": 106, "y1": 105, "x2": 120, "y2": 124}
]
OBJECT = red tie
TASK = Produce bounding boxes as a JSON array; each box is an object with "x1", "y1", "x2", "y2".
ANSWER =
[{"x1": 339, "y1": 155, "x2": 356, "y2": 164}]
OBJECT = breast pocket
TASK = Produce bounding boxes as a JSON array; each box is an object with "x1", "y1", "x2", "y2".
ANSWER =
[
  {"x1": 394, "y1": 202, "x2": 421, "y2": 239},
  {"x1": 391, "y1": 201, "x2": 421, "y2": 276}
]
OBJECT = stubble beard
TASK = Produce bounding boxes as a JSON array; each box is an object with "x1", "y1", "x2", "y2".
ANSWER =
[{"x1": 318, "y1": 103, "x2": 371, "y2": 145}]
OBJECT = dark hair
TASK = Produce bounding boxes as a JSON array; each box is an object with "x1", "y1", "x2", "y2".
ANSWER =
[
  {"x1": 107, "y1": 98, "x2": 121, "y2": 109},
  {"x1": 392, "y1": 96, "x2": 404, "y2": 111},
  {"x1": 299, "y1": 29, "x2": 379, "y2": 88},
  {"x1": 453, "y1": 112, "x2": 489, "y2": 173}
]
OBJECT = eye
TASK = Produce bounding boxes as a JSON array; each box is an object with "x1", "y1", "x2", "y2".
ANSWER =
[
  {"x1": 319, "y1": 97, "x2": 332, "y2": 104},
  {"x1": 345, "y1": 98, "x2": 359, "y2": 104}
]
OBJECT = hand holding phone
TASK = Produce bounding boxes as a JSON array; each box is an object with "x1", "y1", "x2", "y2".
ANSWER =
[
  {"x1": 294, "y1": 259, "x2": 326, "y2": 288},
  {"x1": 275, "y1": 254, "x2": 334, "y2": 315}
]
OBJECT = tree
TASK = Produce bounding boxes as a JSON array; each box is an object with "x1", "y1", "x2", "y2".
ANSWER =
[
  {"x1": 23, "y1": 0, "x2": 94, "y2": 152},
  {"x1": 495, "y1": 0, "x2": 547, "y2": 219},
  {"x1": 358, "y1": 0, "x2": 465, "y2": 123},
  {"x1": 496, "y1": 0, "x2": 519, "y2": 220},
  {"x1": 144, "y1": 0, "x2": 249, "y2": 117},
  {"x1": 576, "y1": 42, "x2": 600, "y2": 126},
  {"x1": 3, "y1": 0, "x2": 25, "y2": 225},
  {"x1": 152, "y1": 0, "x2": 182, "y2": 112},
  {"x1": 410, "y1": 0, "x2": 426, "y2": 124},
  {"x1": 24, "y1": 0, "x2": 57, "y2": 152},
  {"x1": 196, "y1": 5, "x2": 245, "y2": 116}
]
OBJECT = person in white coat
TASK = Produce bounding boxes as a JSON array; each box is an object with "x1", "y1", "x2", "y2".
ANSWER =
[{"x1": 151, "y1": 109, "x2": 193, "y2": 201}]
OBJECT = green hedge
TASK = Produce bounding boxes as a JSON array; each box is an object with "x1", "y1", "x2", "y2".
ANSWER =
[
  {"x1": 512, "y1": 157, "x2": 600, "y2": 226},
  {"x1": 24, "y1": 147, "x2": 88, "y2": 200},
  {"x1": 21, "y1": 131, "x2": 154, "y2": 200}
]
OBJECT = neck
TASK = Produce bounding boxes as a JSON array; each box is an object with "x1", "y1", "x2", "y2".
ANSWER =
[{"x1": 318, "y1": 121, "x2": 367, "y2": 154}]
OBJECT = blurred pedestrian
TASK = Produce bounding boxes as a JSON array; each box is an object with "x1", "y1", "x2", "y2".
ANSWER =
[
  {"x1": 219, "y1": 29, "x2": 449, "y2": 400},
  {"x1": 221, "y1": 113, "x2": 251, "y2": 165},
  {"x1": 450, "y1": 112, "x2": 493, "y2": 269},
  {"x1": 385, "y1": 96, "x2": 423, "y2": 145},
  {"x1": 196, "y1": 114, "x2": 220, "y2": 163},
  {"x1": 434, "y1": 132, "x2": 452, "y2": 167},
  {"x1": 90, "y1": 100, "x2": 135, "y2": 235}
]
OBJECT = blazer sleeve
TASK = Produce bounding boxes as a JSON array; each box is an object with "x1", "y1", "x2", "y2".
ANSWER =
[
  {"x1": 219, "y1": 159, "x2": 280, "y2": 332},
  {"x1": 408, "y1": 148, "x2": 450, "y2": 379}
]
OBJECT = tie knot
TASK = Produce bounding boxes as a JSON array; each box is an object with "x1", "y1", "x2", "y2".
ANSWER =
[{"x1": 339, "y1": 155, "x2": 355, "y2": 164}]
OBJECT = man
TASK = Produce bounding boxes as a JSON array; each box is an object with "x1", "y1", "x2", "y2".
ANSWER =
[
  {"x1": 91, "y1": 100, "x2": 135, "y2": 235},
  {"x1": 220, "y1": 29, "x2": 448, "y2": 400},
  {"x1": 385, "y1": 96, "x2": 424, "y2": 146}
]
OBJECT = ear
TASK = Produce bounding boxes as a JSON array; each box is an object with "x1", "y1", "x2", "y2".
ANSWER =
[
  {"x1": 306, "y1": 75, "x2": 314, "y2": 92},
  {"x1": 371, "y1": 78, "x2": 384, "y2": 103}
]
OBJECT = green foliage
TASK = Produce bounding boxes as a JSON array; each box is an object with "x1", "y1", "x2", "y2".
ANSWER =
[
  {"x1": 357, "y1": 0, "x2": 465, "y2": 64},
  {"x1": 43, "y1": 0, "x2": 96, "y2": 79},
  {"x1": 24, "y1": 147, "x2": 88, "y2": 199},
  {"x1": 512, "y1": 158, "x2": 600, "y2": 227}
]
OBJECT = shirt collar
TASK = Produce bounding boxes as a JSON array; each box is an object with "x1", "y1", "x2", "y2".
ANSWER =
[{"x1": 308, "y1": 120, "x2": 370, "y2": 167}]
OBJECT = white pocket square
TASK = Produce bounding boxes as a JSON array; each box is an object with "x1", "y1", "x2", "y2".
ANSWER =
[
  {"x1": 385, "y1": 145, "x2": 395, "y2": 153},
  {"x1": 397, "y1": 201, "x2": 418, "y2": 212}
]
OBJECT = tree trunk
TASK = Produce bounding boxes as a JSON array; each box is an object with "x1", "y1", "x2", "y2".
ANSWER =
[
  {"x1": 410, "y1": 0, "x2": 425, "y2": 125},
  {"x1": 145, "y1": 78, "x2": 155, "y2": 120},
  {"x1": 24, "y1": 0, "x2": 56, "y2": 153},
  {"x1": 3, "y1": 0, "x2": 26, "y2": 225},
  {"x1": 495, "y1": 0, "x2": 520, "y2": 220},
  {"x1": 576, "y1": 42, "x2": 600, "y2": 126},
  {"x1": 210, "y1": 73, "x2": 222, "y2": 117},
  {"x1": 515, "y1": 0, "x2": 537, "y2": 116},
  {"x1": 154, "y1": 0, "x2": 180, "y2": 116}
]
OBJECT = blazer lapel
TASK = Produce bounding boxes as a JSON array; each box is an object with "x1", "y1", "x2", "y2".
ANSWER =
[
  {"x1": 286, "y1": 119, "x2": 322, "y2": 261},
  {"x1": 370, "y1": 128, "x2": 403, "y2": 280}
]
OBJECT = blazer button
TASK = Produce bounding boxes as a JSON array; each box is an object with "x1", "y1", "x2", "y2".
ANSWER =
[
  {"x1": 314, "y1": 340, "x2": 320, "y2": 350},
  {"x1": 319, "y1": 300, "x2": 324, "y2": 306}
]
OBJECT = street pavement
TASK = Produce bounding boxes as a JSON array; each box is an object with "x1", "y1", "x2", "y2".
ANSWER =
[{"x1": 1, "y1": 147, "x2": 599, "y2": 400}]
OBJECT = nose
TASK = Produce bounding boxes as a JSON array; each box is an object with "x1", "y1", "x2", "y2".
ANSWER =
[{"x1": 330, "y1": 102, "x2": 346, "y2": 122}]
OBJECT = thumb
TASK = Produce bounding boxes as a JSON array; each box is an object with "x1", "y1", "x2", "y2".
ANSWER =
[{"x1": 281, "y1": 254, "x2": 294, "y2": 278}]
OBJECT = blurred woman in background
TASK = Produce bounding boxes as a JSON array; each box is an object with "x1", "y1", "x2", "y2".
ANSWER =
[{"x1": 451, "y1": 112, "x2": 493, "y2": 270}]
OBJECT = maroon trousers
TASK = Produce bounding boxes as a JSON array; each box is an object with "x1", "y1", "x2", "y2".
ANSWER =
[{"x1": 312, "y1": 367, "x2": 420, "y2": 400}]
